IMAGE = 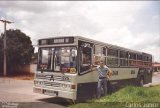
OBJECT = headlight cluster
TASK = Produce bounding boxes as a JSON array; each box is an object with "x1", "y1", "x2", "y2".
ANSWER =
[
  {"x1": 34, "y1": 80, "x2": 44, "y2": 85},
  {"x1": 60, "y1": 84, "x2": 76, "y2": 89},
  {"x1": 60, "y1": 84, "x2": 70, "y2": 88},
  {"x1": 62, "y1": 76, "x2": 70, "y2": 81}
]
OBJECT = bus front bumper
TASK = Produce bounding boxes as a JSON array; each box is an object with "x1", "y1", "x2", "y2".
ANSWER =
[{"x1": 33, "y1": 86, "x2": 77, "y2": 100}]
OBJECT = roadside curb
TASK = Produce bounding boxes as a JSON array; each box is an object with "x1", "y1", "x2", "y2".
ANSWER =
[
  {"x1": 0, "y1": 77, "x2": 33, "y2": 84},
  {"x1": 0, "y1": 76, "x2": 34, "y2": 81}
]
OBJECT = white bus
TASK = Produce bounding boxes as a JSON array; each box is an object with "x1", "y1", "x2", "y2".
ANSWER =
[{"x1": 33, "y1": 36, "x2": 152, "y2": 101}]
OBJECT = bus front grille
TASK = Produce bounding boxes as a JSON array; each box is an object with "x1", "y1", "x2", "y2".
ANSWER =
[
  {"x1": 43, "y1": 81, "x2": 60, "y2": 87},
  {"x1": 36, "y1": 74, "x2": 63, "y2": 81}
]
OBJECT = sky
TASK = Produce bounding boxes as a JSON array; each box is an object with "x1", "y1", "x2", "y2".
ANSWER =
[{"x1": 0, "y1": 1, "x2": 160, "y2": 62}]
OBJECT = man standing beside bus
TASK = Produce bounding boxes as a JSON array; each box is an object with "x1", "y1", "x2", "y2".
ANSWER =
[{"x1": 96, "y1": 60, "x2": 112, "y2": 99}]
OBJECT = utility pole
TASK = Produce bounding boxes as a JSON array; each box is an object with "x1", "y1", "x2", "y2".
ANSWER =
[{"x1": 0, "y1": 18, "x2": 13, "y2": 76}]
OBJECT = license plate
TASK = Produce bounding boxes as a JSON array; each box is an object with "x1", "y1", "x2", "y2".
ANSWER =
[
  {"x1": 43, "y1": 90, "x2": 58, "y2": 96},
  {"x1": 34, "y1": 88, "x2": 42, "y2": 93}
]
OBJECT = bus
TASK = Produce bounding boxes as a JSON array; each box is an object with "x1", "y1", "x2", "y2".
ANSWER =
[{"x1": 33, "y1": 36, "x2": 152, "y2": 101}]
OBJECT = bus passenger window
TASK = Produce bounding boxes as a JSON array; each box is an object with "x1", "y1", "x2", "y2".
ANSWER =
[
  {"x1": 107, "y1": 57, "x2": 118, "y2": 66},
  {"x1": 119, "y1": 51, "x2": 128, "y2": 66},
  {"x1": 120, "y1": 59, "x2": 128, "y2": 66},
  {"x1": 107, "y1": 49, "x2": 118, "y2": 57},
  {"x1": 93, "y1": 56, "x2": 100, "y2": 65},
  {"x1": 137, "y1": 55, "x2": 142, "y2": 60},
  {"x1": 107, "y1": 48, "x2": 118, "y2": 66}
]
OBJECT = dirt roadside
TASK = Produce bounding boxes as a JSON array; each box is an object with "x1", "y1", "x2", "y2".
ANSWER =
[{"x1": 0, "y1": 73, "x2": 34, "y2": 80}]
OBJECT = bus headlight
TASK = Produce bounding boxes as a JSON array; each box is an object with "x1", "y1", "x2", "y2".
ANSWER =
[
  {"x1": 34, "y1": 80, "x2": 44, "y2": 85},
  {"x1": 60, "y1": 84, "x2": 70, "y2": 88},
  {"x1": 39, "y1": 81, "x2": 44, "y2": 85},
  {"x1": 62, "y1": 76, "x2": 70, "y2": 81},
  {"x1": 34, "y1": 80, "x2": 37, "y2": 85},
  {"x1": 60, "y1": 84, "x2": 76, "y2": 89}
]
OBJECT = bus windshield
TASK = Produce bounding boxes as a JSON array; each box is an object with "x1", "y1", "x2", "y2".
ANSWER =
[{"x1": 38, "y1": 47, "x2": 77, "y2": 73}]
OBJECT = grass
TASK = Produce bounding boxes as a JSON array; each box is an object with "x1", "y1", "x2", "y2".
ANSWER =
[{"x1": 70, "y1": 85, "x2": 160, "y2": 108}]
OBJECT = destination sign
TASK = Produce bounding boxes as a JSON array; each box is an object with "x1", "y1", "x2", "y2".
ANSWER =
[{"x1": 38, "y1": 37, "x2": 74, "y2": 45}]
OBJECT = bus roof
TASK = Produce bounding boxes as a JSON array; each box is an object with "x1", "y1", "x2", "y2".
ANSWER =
[
  {"x1": 38, "y1": 35, "x2": 152, "y2": 56},
  {"x1": 76, "y1": 36, "x2": 144, "y2": 55}
]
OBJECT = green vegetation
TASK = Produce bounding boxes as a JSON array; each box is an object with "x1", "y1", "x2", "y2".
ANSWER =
[
  {"x1": 70, "y1": 86, "x2": 160, "y2": 108},
  {"x1": 0, "y1": 29, "x2": 34, "y2": 75}
]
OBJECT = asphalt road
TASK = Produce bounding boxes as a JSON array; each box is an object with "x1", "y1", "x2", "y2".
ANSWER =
[{"x1": 0, "y1": 73, "x2": 160, "y2": 108}]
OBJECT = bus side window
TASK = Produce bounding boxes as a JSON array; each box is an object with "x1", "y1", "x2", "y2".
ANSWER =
[
  {"x1": 107, "y1": 48, "x2": 118, "y2": 66},
  {"x1": 119, "y1": 51, "x2": 128, "y2": 66}
]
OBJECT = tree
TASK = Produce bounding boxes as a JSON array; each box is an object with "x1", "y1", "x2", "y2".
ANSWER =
[{"x1": 0, "y1": 29, "x2": 34, "y2": 74}]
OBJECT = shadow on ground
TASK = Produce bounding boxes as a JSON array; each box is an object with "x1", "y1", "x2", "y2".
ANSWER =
[{"x1": 37, "y1": 97, "x2": 73, "y2": 107}]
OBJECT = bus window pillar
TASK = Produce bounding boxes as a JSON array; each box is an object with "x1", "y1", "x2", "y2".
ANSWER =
[
  {"x1": 127, "y1": 52, "x2": 129, "y2": 66},
  {"x1": 106, "y1": 47, "x2": 108, "y2": 65},
  {"x1": 118, "y1": 50, "x2": 120, "y2": 66},
  {"x1": 91, "y1": 46, "x2": 94, "y2": 67},
  {"x1": 136, "y1": 54, "x2": 137, "y2": 66}
]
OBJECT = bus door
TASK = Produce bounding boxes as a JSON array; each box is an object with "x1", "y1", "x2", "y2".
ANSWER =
[{"x1": 78, "y1": 41, "x2": 92, "y2": 74}]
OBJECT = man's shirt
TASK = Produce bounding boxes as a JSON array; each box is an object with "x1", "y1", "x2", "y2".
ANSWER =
[{"x1": 97, "y1": 65, "x2": 109, "y2": 78}]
